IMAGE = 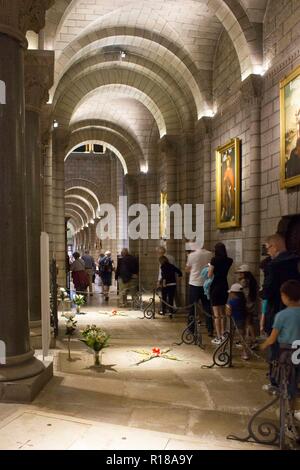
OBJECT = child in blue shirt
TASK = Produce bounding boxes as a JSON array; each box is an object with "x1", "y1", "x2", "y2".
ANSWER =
[
  {"x1": 226, "y1": 283, "x2": 249, "y2": 360},
  {"x1": 260, "y1": 280, "x2": 300, "y2": 439}
]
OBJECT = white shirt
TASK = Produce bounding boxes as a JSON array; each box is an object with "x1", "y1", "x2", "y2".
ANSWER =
[{"x1": 187, "y1": 249, "x2": 212, "y2": 287}]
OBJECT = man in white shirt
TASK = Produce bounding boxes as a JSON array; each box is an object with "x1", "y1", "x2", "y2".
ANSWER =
[{"x1": 185, "y1": 243, "x2": 213, "y2": 334}]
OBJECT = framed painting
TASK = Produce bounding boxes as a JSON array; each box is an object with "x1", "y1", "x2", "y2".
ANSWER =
[
  {"x1": 160, "y1": 191, "x2": 168, "y2": 239},
  {"x1": 216, "y1": 138, "x2": 241, "y2": 229},
  {"x1": 280, "y1": 65, "x2": 300, "y2": 189}
]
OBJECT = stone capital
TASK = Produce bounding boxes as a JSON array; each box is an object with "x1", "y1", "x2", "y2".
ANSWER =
[
  {"x1": 25, "y1": 50, "x2": 54, "y2": 113},
  {"x1": 52, "y1": 128, "x2": 71, "y2": 156},
  {"x1": 0, "y1": 1, "x2": 54, "y2": 46},
  {"x1": 158, "y1": 135, "x2": 180, "y2": 152},
  {"x1": 240, "y1": 74, "x2": 263, "y2": 106},
  {"x1": 124, "y1": 174, "x2": 138, "y2": 188},
  {"x1": 195, "y1": 117, "x2": 212, "y2": 139}
]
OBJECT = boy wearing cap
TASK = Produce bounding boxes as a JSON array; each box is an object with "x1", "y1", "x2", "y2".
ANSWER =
[{"x1": 226, "y1": 283, "x2": 249, "y2": 360}]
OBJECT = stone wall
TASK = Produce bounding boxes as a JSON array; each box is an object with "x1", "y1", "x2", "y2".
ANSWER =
[
  {"x1": 189, "y1": 1, "x2": 300, "y2": 283},
  {"x1": 261, "y1": 0, "x2": 300, "y2": 237}
]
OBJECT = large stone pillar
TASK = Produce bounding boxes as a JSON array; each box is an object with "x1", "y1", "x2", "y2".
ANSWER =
[
  {"x1": 52, "y1": 129, "x2": 70, "y2": 287},
  {"x1": 124, "y1": 174, "x2": 139, "y2": 256},
  {"x1": 159, "y1": 136, "x2": 179, "y2": 261},
  {"x1": 0, "y1": 0, "x2": 54, "y2": 401},
  {"x1": 25, "y1": 51, "x2": 54, "y2": 349},
  {"x1": 196, "y1": 118, "x2": 212, "y2": 246},
  {"x1": 240, "y1": 75, "x2": 263, "y2": 277}
]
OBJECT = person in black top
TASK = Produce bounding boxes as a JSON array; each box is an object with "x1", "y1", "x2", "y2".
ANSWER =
[
  {"x1": 208, "y1": 242, "x2": 233, "y2": 344},
  {"x1": 115, "y1": 248, "x2": 139, "y2": 307},
  {"x1": 159, "y1": 256, "x2": 182, "y2": 317},
  {"x1": 262, "y1": 233, "x2": 300, "y2": 389}
]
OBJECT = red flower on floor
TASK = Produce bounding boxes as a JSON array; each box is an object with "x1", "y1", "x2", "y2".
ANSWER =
[{"x1": 152, "y1": 347, "x2": 161, "y2": 356}]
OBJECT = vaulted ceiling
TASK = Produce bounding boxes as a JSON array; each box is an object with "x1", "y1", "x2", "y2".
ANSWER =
[{"x1": 44, "y1": 0, "x2": 268, "y2": 230}]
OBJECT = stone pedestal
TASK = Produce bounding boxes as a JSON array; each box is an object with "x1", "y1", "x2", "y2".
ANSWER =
[{"x1": 0, "y1": 360, "x2": 53, "y2": 403}]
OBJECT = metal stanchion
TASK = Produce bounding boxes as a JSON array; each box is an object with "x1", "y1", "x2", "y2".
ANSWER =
[
  {"x1": 202, "y1": 316, "x2": 234, "y2": 368},
  {"x1": 142, "y1": 289, "x2": 157, "y2": 319},
  {"x1": 227, "y1": 354, "x2": 300, "y2": 449}
]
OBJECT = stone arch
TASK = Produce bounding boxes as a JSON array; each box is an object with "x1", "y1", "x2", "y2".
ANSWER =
[
  {"x1": 66, "y1": 127, "x2": 141, "y2": 174},
  {"x1": 53, "y1": 67, "x2": 182, "y2": 135},
  {"x1": 65, "y1": 187, "x2": 100, "y2": 215},
  {"x1": 65, "y1": 194, "x2": 95, "y2": 219},
  {"x1": 70, "y1": 119, "x2": 145, "y2": 166},
  {"x1": 65, "y1": 201, "x2": 90, "y2": 225}
]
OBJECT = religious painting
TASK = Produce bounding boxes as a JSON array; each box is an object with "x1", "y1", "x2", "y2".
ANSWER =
[
  {"x1": 160, "y1": 191, "x2": 168, "y2": 239},
  {"x1": 216, "y1": 138, "x2": 241, "y2": 229},
  {"x1": 280, "y1": 65, "x2": 300, "y2": 188}
]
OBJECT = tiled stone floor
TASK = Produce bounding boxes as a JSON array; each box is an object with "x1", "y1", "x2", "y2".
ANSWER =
[{"x1": 0, "y1": 289, "x2": 286, "y2": 450}]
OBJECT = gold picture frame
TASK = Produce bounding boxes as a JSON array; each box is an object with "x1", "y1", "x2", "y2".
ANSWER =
[
  {"x1": 280, "y1": 65, "x2": 300, "y2": 189},
  {"x1": 216, "y1": 138, "x2": 241, "y2": 229}
]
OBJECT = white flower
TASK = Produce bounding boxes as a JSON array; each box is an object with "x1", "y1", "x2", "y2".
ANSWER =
[{"x1": 63, "y1": 312, "x2": 75, "y2": 320}]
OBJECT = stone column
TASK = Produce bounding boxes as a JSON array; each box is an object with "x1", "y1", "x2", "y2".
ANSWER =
[
  {"x1": 124, "y1": 174, "x2": 139, "y2": 256},
  {"x1": 89, "y1": 223, "x2": 97, "y2": 258},
  {"x1": 52, "y1": 129, "x2": 70, "y2": 287},
  {"x1": 240, "y1": 75, "x2": 263, "y2": 277},
  {"x1": 196, "y1": 118, "x2": 212, "y2": 247},
  {"x1": 159, "y1": 136, "x2": 179, "y2": 261},
  {"x1": 25, "y1": 51, "x2": 54, "y2": 347},
  {"x1": 0, "y1": 0, "x2": 54, "y2": 400}
]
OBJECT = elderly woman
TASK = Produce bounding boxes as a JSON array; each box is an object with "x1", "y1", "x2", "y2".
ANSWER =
[
  {"x1": 70, "y1": 252, "x2": 89, "y2": 299},
  {"x1": 99, "y1": 250, "x2": 114, "y2": 301}
]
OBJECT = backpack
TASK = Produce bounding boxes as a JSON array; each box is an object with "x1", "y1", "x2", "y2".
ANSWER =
[{"x1": 100, "y1": 257, "x2": 112, "y2": 273}]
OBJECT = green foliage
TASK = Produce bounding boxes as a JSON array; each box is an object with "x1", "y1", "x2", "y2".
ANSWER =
[
  {"x1": 80, "y1": 325, "x2": 110, "y2": 352},
  {"x1": 73, "y1": 294, "x2": 85, "y2": 307}
]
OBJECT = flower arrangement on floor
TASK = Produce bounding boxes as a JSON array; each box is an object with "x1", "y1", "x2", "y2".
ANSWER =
[
  {"x1": 59, "y1": 287, "x2": 70, "y2": 315},
  {"x1": 98, "y1": 309, "x2": 128, "y2": 317},
  {"x1": 132, "y1": 347, "x2": 180, "y2": 365},
  {"x1": 73, "y1": 294, "x2": 85, "y2": 314},
  {"x1": 80, "y1": 325, "x2": 110, "y2": 366},
  {"x1": 62, "y1": 312, "x2": 77, "y2": 360}
]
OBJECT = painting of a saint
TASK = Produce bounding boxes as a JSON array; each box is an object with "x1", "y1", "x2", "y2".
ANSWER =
[
  {"x1": 216, "y1": 138, "x2": 241, "y2": 229},
  {"x1": 280, "y1": 65, "x2": 300, "y2": 188}
]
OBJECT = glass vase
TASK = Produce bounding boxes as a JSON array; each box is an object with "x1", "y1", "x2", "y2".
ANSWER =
[
  {"x1": 94, "y1": 350, "x2": 102, "y2": 366},
  {"x1": 76, "y1": 305, "x2": 81, "y2": 314}
]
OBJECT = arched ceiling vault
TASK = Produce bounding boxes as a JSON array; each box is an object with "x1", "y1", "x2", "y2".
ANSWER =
[
  {"x1": 47, "y1": 0, "x2": 265, "y2": 90},
  {"x1": 53, "y1": 65, "x2": 183, "y2": 136},
  {"x1": 46, "y1": 0, "x2": 267, "y2": 185}
]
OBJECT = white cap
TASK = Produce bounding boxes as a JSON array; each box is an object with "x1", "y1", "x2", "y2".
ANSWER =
[
  {"x1": 228, "y1": 283, "x2": 243, "y2": 293},
  {"x1": 235, "y1": 264, "x2": 250, "y2": 273}
]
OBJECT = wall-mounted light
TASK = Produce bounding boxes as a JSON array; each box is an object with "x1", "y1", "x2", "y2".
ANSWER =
[
  {"x1": 140, "y1": 163, "x2": 148, "y2": 174},
  {"x1": 53, "y1": 120, "x2": 59, "y2": 128}
]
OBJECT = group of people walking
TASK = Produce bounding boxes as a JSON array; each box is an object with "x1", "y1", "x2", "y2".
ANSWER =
[{"x1": 69, "y1": 248, "x2": 139, "y2": 305}]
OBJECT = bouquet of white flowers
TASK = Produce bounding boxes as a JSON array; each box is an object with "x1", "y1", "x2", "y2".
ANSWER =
[{"x1": 80, "y1": 325, "x2": 110, "y2": 366}]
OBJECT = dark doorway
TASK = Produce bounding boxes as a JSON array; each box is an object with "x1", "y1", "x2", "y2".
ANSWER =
[{"x1": 277, "y1": 215, "x2": 300, "y2": 254}]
